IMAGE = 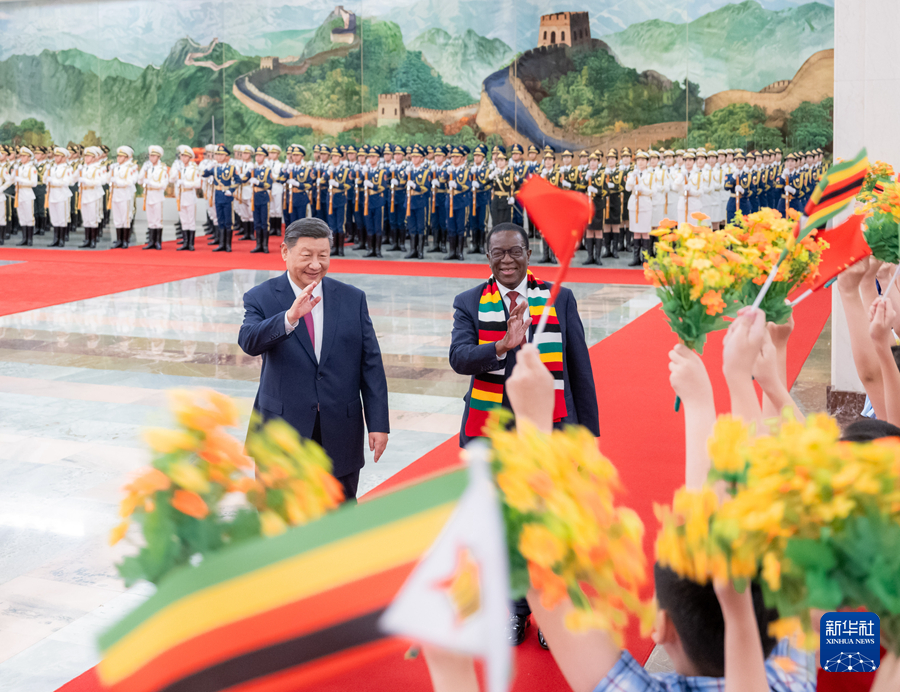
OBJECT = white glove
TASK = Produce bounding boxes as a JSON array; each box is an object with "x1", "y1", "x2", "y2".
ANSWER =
[
  {"x1": 507, "y1": 196, "x2": 515, "y2": 206},
  {"x1": 735, "y1": 185, "x2": 744, "y2": 194},
  {"x1": 587, "y1": 185, "x2": 598, "y2": 195},
  {"x1": 471, "y1": 180, "x2": 480, "y2": 189},
  {"x1": 431, "y1": 179, "x2": 439, "y2": 188},
  {"x1": 406, "y1": 180, "x2": 415, "y2": 191},
  {"x1": 329, "y1": 179, "x2": 339, "y2": 188},
  {"x1": 249, "y1": 177, "x2": 259, "y2": 185},
  {"x1": 288, "y1": 179, "x2": 299, "y2": 188},
  {"x1": 449, "y1": 180, "x2": 458, "y2": 189},
  {"x1": 561, "y1": 180, "x2": 572, "y2": 189},
  {"x1": 364, "y1": 180, "x2": 374, "y2": 189},
  {"x1": 489, "y1": 171, "x2": 498, "y2": 180},
  {"x1": 225, "y1": 190, "x2": 233, "y2": 197},
  {"x1": 390, "y1": 179, "x2": 398, "y2": 188},
  {"x1": 785, "y1": 185, "x2": 796, "y2": 194},
  {"x1": 607, "y1": 182, "x2": 615, "y2": 189}
]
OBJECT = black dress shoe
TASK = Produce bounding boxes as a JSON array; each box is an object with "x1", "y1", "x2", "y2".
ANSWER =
[
  {"x1": 508, "y1": 613, "x2": 530, "y2": 646},
  {"x1": 538, "y1": 629, "x2": 549, "y2": 650}
]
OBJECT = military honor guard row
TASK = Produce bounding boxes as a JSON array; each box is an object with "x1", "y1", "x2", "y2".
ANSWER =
[{"x1": 0, "y1": 141, "x2": 826, "y2": 264}]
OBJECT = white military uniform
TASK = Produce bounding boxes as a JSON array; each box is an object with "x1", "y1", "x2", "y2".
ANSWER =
[
  {"x1": 45, "y1": 153, "x2": 75, "y2": 228},
  {"x1": 699, "y1": 162, "x2": 717, "y2": 227},
  {"x1": 176, "y1": 162, "x2": 202, "y2": 231},
  {"x1": 111, "y1": 151, "x2": 138, "y2": 229},
  {"x1": 0, "y1": 154, "x2": 13, "y2": 232},
  {"x1": 140, "y1": 146, "x2": 168, "y2": 230},
  {"x1": 671, "y1": 164, "x2": 707, "y2": 223},
  {"x1": 625, "y1": 166, "x2": 654, "y2": 234},
  {"x1": 234, "y1": 146, "x2": 253, "y2": 224},
  {"x1": 267, "y1": 146, "x2": 284, "y2": 226},
  {"x1": 15, "y1": 151, "x2": 38, "y2": 227},
  {"x1": 648, "y1": 163, "x2": 667, "y2": 227},
  {"x1": 78, "y1": 155, "x2": 108, "y2": 229}
]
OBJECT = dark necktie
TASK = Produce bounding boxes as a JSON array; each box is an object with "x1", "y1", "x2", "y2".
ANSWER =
[
  {"x1": 507, "y1": 291, "x2": 526, "y2": 347},
  {"x1": 303, "y1": 311, "x2": 315, "y2": 353}
]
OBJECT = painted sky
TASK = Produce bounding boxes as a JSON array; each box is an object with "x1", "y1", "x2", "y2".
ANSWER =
[{"x1": 0, "y1": 0, "x2": 833, "y2": 66}]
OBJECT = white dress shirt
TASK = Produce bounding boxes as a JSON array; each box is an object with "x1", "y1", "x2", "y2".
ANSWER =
[{"x1": 284, "y1": 274, "x2": 324, "y2": 360}]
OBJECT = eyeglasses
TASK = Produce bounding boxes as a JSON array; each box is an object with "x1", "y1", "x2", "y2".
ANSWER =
[{"x1": 489, "y1": 247, "x2": 526, "y2": 261}]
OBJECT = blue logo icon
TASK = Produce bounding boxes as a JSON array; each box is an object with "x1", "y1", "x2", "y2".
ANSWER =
[{"x1": 820, "y1": 612, "x2": 880, "y2": 673}]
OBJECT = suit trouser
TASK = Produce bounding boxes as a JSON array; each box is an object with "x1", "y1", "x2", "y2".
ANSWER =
[{"x1": 311, "y1": 413, "x2": 359, "y2": 502}]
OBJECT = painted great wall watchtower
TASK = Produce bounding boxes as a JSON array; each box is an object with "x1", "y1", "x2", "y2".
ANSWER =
[
  {"x1": 378, "y1": 93, "x2": 411, "y2": 128},
  {"x1": 537, "y1": 12, "x2": 590, "y2": 48}
]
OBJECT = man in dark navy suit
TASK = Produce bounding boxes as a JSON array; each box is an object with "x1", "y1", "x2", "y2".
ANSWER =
[
  {"x1": 238, "y1": 218, "x2": 389, "y2": 501},
  {"x1": 449, "y1": 222, "x2": 600, "y2": 646}
]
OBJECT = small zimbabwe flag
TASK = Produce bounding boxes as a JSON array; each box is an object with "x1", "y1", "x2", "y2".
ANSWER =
[
  {"x1": 804, "y1": 148, "x2": 868, "y2": 231},
  {"x1": 97, "y1": 469, "x2": 467, "y2": 692}
]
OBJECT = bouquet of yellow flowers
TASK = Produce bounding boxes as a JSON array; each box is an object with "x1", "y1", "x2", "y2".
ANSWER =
[
  {"x1": 112, "y1": 389, "x2": 343, "y2": 585},
  {"x1": 645, "y1": 215, "x2": 748, "y2": 353},
  {"x1": 858, "y1": 180, "x2": 900, "y2": 264},
  {"x1": 724, "y1": 208, "x2": 828, "y2": 324},
  {"x1": 656, "y1": 413, "x2": 900, "y2": 653},
  {"x1": 489, "y1": 415, "x2": 653, "y2": 640},
  {"x1": 858, "y1": 160, "x2": 896, "y2": 203}
]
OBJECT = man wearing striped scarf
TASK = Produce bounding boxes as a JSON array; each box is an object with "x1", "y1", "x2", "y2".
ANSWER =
[{"x1": 448, "y1": 222, "x2": 600, "y2": 649}]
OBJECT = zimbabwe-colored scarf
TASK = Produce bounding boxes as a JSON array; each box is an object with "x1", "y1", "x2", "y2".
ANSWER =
[{"x1": 465, "y1": 270, "x2": 567, "y2": 438}]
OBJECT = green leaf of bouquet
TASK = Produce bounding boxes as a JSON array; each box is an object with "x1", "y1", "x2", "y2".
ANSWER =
[
  {"x1": 805, "y1": 570, "x2": 843, "y2": 610},
  {"x1": 785, "y1": 538, "x2": 837, "y2": 571}
]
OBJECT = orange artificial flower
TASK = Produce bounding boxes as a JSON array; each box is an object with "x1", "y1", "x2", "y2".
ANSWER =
[{"x1": 171, "y1": 489, "x2": 209, "y2": 519}]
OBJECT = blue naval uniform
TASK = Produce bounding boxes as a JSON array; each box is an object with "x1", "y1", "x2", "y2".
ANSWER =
[
  {"x1": 406, "y1": 164, "x2": 433, "y2": 235},
  {"x1": 324, "y1": 163, "x2": 352, "y2": 235},
  {"x1": 724, "y1": 168, "x2": 752, "y2": 222},
  {"x1": 361, "y1": 164, "x2": 388, "y2": 237},
  {"x1": 202, "y1": 162, "x2": 244, "y2": 229},
  {"x1": 468, "y1": 161, "x2": 491, "y2": 239},
  {"x1": 445, "y1": 164, "x2": 471, "y2": 237},
  {"x1": 312, "y1": 161, "x2": 328, "y2": 221},
  {"x1": 388, "y1": 161, "x2": 408, "y2": 235},
  {"x1": 250, "y1": 165, "x2": 273, "y2": 231},
  {"x1": 281, "y1": 162, "x2": 316, "y2": 226},
  {"x1": 510, "y1": 159, "x2": 527, "y2": 225},
  {"x1": 432, "y1": 161, "x2": 449, "y2": 235}
]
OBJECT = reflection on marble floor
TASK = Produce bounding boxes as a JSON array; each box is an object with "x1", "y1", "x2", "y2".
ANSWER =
[{"x1": 0, "y1": 269, "x2": 659, "y2": 691}]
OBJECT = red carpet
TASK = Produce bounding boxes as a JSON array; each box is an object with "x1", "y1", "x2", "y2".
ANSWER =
[
  {"x1": 0, "y1": 243, "x2": 646, "y2": 318},
  {"x1": 49, "y1": 268, "x2": 831, "y2": 692}
]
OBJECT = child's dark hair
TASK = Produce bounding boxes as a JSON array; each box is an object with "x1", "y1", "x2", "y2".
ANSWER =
[
  {"x1": 653, "y1": 564, "x2": 778, "y2": 677},
  {"x1": 841, "y1": 418, "x2": 900, "y2": 442}
]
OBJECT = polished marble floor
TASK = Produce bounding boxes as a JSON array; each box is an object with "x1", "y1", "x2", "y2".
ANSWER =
[{"x1": 0, "y1": 268, "x2": 662, "y2": 691}]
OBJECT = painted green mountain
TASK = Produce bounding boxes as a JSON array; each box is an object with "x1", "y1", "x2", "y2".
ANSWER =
[
  {"x1": 603, "y1": 0, "x2": 834, "y2": 96},
  {"x1": 0, "y1": 40, "x2": 313, "y2": 154},
  {"x1": 261, "y1": 17, "x2": 474, "y2": 117},
  {"x1": 55, "y1": 48, "x2": 144, "y2": 81},
  {"x1": 409, "y1": 28, "x2": 514, "y2": 101}
]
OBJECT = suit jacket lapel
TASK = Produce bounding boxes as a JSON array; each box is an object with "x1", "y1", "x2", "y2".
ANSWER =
[
  {"x1": 318, "y1": 277, "x2": 339, "y2": 368},
  {"x1": 275, "y1": 272, "x2": 317, "y2": 363}
]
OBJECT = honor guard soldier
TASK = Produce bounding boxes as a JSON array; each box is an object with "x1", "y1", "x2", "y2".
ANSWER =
[
  {"x1": 14, "y1": 147, "x2": 39, "y2": 246},
  {"x1": 324, "y1": 146, "x2": 351, "y2": 252},
  {"x1": 78, "y1": 146, "x2": 108, "y2": 248},
  {"x1": 583, "y1": 150, "x2": 605, "y2": 265},
  {"x1": 199, "y1": 144, "x2": 217, "y2": 242},
  {"x1": 202, "y1": 144, "x2": 242, "y2": 253},
  {"x1": 577, "y1": 149, "x2": 590, "y2": 176},
  {"x1": 45, "y1": 146, "x2": 75, "y2": 247},
  {"x1": 662, "y1": 150, "x2": 679, "y2": 224},
  {"x1": 625, "y1": 150, "x2": 654, "y2": 266},
  {"x1": 672, "y1": 151, "x2": 706, "y2": 223},
  {"x1": 489, "y1": 147, "x2": 516, "y2": 227},
  {"x1": 468, "y1": 144, "x2": 491, "y2": 255},
  {"x1": 283, "y1": 145, "x2": 312, "y2": 227},
  {"x1": 139, "y1": 145, "x2": 168, "y2": 250},
  {"x1": 388, "y1": 144, "x2": 408, "y2": 252},
  {"x1": 724, "y1": 151, "x2": 751, "y2": 223},
  {"x1": 361, "y1": 145, "x2": 388, "y2": 258},
  {"x1": 696, "y1": 150, "x2": 715, "y2": 226},
  {"x1": 444, "y1": 145, "x2": 471, "y2": 261},
  {"x1": 0, "y1": 146, "x2": 12, "y2": 244},
  {"x1": 600, "y1": 148, "x2": 624, "y2": 259},
  {"x1": 536, "y1": 146, "x2": 560, "y2": 264},
  {"x1": 648, "y1": 150, "x2": 667, "y2": 232},
  {"x1": 404, "y1": 144, "x2": 432, "y2": 259},
  {"x1": 174, "y1": 145, "x2": 201, "y2": 251},
  {"x1": 235, "y1": 145, "x2": 255, "y2": 240},
  {"x1": 429, "y1": 146, "x2": 450, "y2": 254},
  {"x1": 266, "y1": 144, "x2": 284, "y2": 237},
  {"x1": 32, "y1": 146, "x2": 49, "y2": 237},
  {"x1": 777, "y1": 153, "x2": 801, "y2": 215},
  {"x1": 247, "y1": 146, "x2": 274, "y2": 254},
  {"x1": 65, "y1": 145, "x2": 83, "y2": 241},
  {"x1": 509, "y1": 143, "x2": 526, "y2": 226},
  {"x1": 109, "y1": 146, "x2": 138, "y2": 249}
]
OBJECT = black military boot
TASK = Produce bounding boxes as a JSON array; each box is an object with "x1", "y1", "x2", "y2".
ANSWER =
[
  {"x1": 628, "y1": 237, "x2": 643, "y2": 266},
  {"x1": 617, "y1": 233, "x2": 626, "y2": 252},
  {"x1": 365, "y1": 234, "x2": 377, "y2": 258},
  {"x1": 80, "y1": 228, "x2": 92, "y2": 248},
  {"x1": 428, "y1": 230, "x2": 442, "y2": 253},
  {"x1": 404, "y1": 235, "x2": 418, "y2": 259},
  {"x1": 338, "y1": 232, "x2": 345, "y2": 256},
  {"x1": 375, "y1": 234, "x2": 383, "y2": 258},
  {"x1": 91, "y1": 228, "x2": 100, "y2": 248},
  {"x1": 122, "y1": 228, "x2": 130, "y2": 249},
  {"x1": 208, "y1": 225, "x2": 220, "y2": 245},
  {"x1": 540, "y1": 242, "x2": 552, "y2": 264},
  {"x1": 154, "y1": 228, "x2": 163, "y2": 250},
  {"x1": 177, "y1": 230, "x2": 193, "y2": 251},
  {"x1": 17, "y1": 226, "x2": 30, "y2": 246},
  {"x1": 583, "y1": 237, "x2": 597, "y2": 265},
  {"x1": 609, "y1": 234, "x2": 619, "y2": 259},
  {"x1": 444, "y1": 236, "x2": 457, "y2": 261},
  {"x1": 458, "y1": 235, "x2": 465, "y2": 261},
  {"x1": 213, "y1": 228, "x2": 230, "y2": 252},
  {"x1": 250, "y1": 227, "x2": 265, "y2": 253},
  {"x1": 354, "y1": 228, "x2": 367, "y2": 251}
]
